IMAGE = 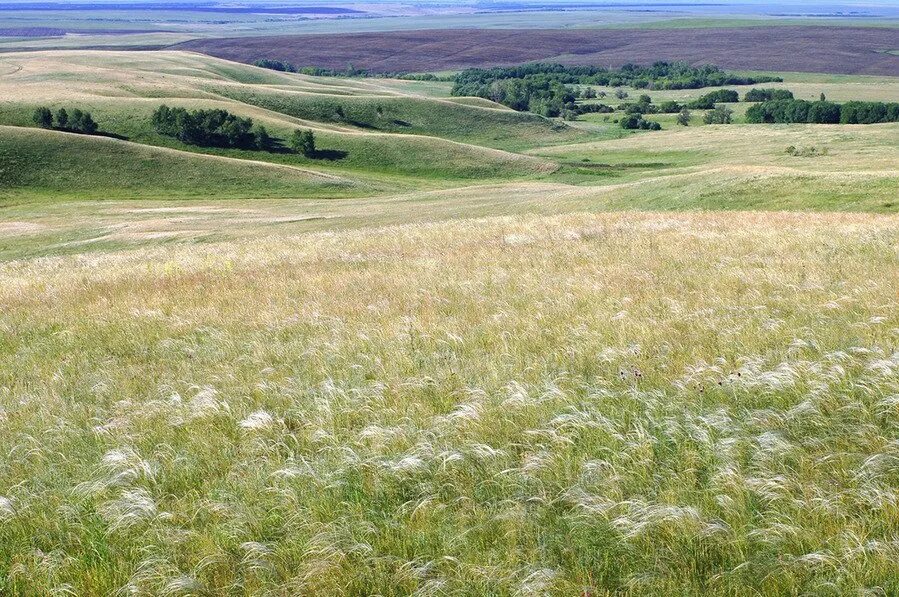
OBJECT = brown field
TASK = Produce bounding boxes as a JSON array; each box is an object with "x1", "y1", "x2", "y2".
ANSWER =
[{"x1": 174, "y1": 26, "x2": 899, "y2": 76}]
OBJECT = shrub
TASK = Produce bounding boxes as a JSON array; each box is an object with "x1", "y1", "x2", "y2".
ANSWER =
[
  {"x1": 290, "y1": 129, "x2": 316, "y2": 156},
  {"x1": 676, "y1": 107, "x2": 691, "y2": 126},
  {"x1": 786, "y1": 145, "x2": 828, "y2": 157},
  {"x1": 621, "y1": 114, "x2": 661, "y2": 130},
  {"x1": 703, "y1": 105, "x2": 733, "y2": 125},
  {"x1": 658, "y1": 101, "x2": 682, "y2": 113}
]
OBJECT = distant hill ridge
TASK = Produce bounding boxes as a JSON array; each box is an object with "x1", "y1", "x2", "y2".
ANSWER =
[{"x1": 174, "y1": 26, "x2": 899, "y2": 77}]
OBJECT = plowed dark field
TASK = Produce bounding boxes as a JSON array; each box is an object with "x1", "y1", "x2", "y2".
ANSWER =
[{"x1": 175, "y1": 26, "x2": 899, "y2": 76}]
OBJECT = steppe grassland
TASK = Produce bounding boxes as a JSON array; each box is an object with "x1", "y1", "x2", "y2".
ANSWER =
[
  {"x1": 1, "y1": 211, "x2": 898, "y2": 594},
  {"x1": 1, "y1": 48, "x2": 899, "y2": 593},
  {"x1": 0, "y1": 52, "x2": 564, "y2": 183}
]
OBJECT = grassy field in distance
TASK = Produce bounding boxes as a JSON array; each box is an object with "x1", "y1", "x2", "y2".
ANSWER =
[{"x1": 1, "y1": 44, "x2": 899, "y2": 595}]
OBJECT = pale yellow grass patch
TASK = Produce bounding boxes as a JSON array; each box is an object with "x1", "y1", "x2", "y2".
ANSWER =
[{"x1": 0, "y1": 221, "x2": 46, "y2": 236}]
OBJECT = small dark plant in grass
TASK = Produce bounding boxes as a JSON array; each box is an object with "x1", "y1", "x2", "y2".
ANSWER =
[{"x1": 786, "y1": 145, "x2": 829, "y2": 157}]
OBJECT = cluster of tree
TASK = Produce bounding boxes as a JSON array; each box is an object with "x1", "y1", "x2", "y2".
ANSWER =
[
  {"x1": 152, "y1": 105, "x2": 263, "y2": 149},
  {"x1": 686, "y1": 89, "x2": 740, "y2": 110},
  {"x1": 253, "y1": 58, "x2": 297, "y2": 72},
  {"x1": 32, "y1": 106, "x2": 98, "y2": 134},
  {"x1": 745, "y1": 99, "x2": 899, "y2": 124},
  {"x1": 463, "y1": 76, "x2": 577, "y2": 117},
  {"x1": 151, "y1": 105, "x2": 320, "y2": 156},
  {"x1": 744, "y1": 88, "x2": 794, "y2": 102},
  {"x1": 452, "y1": 62, "x2": 781, "y2": 98},
  {"x1": 620, "y1": 114, "x2": 661, "y2": 130},
  {"x1": 839, "y1": 101, "x2": 899, "y2": 124}
]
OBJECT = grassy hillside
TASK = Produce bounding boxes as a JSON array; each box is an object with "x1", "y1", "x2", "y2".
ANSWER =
[
  {"x1": 0, "y1": 52, "x2": 564, "y2": 182},
  {"x1": 0, "y1": 126, "x2": 358, "y2": 202}
]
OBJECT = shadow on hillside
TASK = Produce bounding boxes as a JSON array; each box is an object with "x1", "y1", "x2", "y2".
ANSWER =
[
  {"x1": 308, "y1": 149, "x2": 348, "y2": 161},
  {"x1": 96, "y1": 131, "x2": 129, "y2": 141}
]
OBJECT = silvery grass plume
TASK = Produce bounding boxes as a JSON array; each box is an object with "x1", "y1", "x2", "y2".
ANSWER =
[
  {"x1": 99, "y1": 488, "x2": 165, "y2": 533},
  {"x1": 74, "y1": 447, "x2": 158, "y2": 497}
]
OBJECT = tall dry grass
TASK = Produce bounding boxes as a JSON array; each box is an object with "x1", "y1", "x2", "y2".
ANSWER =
[{"x1": 1, "y1": 211, "x2": 897, "y2": 594}]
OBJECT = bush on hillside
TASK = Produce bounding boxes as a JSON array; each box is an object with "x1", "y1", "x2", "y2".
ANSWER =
[
  {"x1": 658, "y1": 100, "x2": 683, "y2": 113},
  {"x1": 840, "y1": 101, "x2": 899, "y2": 124},
  {"x1": 290, "y1": 129, "x2": 316, "y2": 156},
  {"x1": 703, "y1": 105, "x2": 733, "y2": 125},
  {"x1": 621, "y1": 114, "x2": 661, "y2": 130}
]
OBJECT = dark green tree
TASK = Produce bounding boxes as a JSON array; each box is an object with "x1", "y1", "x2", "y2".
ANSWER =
[
  {"x1": 703, "y1": 105, "x2": 733, "y2": 125},
  {"x1": 55, "y1": 108, "x2": 69, "y2": 129},
  {"x1": 254, "y1": 125, "x2": 272, "y2": 150},
  {"x1": 79, "y1": 112, "x2": 98, "y2": 134},
  {"x1": 68, "y1": 108, "x2": 85, "y2": 132},
  {"x1": 32, "y1": 107, "x2": 53, "y2": 129},
  {"x1": 290, "y1": 129, "x2": 316, "y2": 156}
]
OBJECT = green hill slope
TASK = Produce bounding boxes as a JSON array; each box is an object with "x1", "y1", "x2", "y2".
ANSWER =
[{"x1": 0, "y1": 126, "x2": 357, "y2": 201}]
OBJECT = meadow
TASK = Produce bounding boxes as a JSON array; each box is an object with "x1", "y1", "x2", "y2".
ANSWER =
[
  {"x1": 1, "y1": 211, "x2": 898, "y2": 594},
  {"x1": 1, "y1": 47, "x2": 899, "y2": 595}
]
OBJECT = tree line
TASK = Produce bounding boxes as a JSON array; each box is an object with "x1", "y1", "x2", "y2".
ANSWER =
[
  {"x1": 32, "y1": 106, "x2": 98, "y2": 135},
  {"x1": 746, "y1": 100, "x2": 899, "y2": 124},
  {"x1": 453, "y1": 62, "x2": 781, "y2": 94},
  {"x1": 252, "y1": 59, "x2": 446, "y2": 81},
  {"x1": 151, "y1": 105, "x2": 317, "y2": 155}
]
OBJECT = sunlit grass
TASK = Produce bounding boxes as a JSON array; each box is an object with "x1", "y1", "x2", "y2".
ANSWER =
[{"x1": 1, "y1": 211, "x2": 897, "y2": 594}]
